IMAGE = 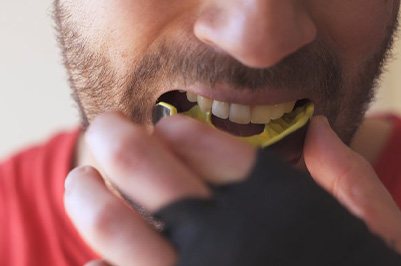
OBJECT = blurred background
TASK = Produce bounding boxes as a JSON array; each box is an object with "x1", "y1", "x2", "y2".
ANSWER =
[{"x1": 0, "y1": 1, "x2": 401, "y2": 159}]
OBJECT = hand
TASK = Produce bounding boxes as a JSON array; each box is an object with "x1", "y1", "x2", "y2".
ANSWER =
[
  {"x1": 64, "y1": 112, "x2": 256, "y2": 266},
  {"x1": 64, "y1": 113, "x2": 401, "y2": 266},
  {"x1": 304, "y1": 116, "x2": 401, "y2": 253}
]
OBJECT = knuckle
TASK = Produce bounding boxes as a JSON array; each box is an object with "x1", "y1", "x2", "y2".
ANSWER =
[
  {"x1": 107, "y1": 127, "x2": 147, "y2": 171},
  {"x1": 108, "y1": 140, "x2": 134, "y2": 168},
  {"x1": 332, "y1": 152, "x2": 372, "y2": 194},
  {"x1": 332, "y1": 152, "x2": 381, "y2": 219},
  {"x1": 89, "y1": 200, "x2": 123, "y2": 241}
]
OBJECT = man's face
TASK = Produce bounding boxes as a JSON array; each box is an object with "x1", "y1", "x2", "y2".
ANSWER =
[{"x1": 54, "y1": 0, "x2": 399, "y2": 159}]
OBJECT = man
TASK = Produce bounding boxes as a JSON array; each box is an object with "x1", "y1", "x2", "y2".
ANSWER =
[{"x1": 2, "y1": 0, "x2": 401, "y2": 265}]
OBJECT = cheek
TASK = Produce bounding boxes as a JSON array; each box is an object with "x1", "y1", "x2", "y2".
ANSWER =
[
  {"x1": 311, "y1": 0, "x2": 394, "y2": 65},
  {"x1": 64, "y1": 0, "x2": 188, "y2": 71}
]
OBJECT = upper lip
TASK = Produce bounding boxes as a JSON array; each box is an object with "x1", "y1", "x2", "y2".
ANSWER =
[{"x1": 157, "y1": 83, "x2": 310, "y2": 106}]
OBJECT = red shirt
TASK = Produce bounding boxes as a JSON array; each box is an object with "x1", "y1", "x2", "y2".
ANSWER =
[
  {"x1": 0, "y1": 130, "x2": 97, "y2": 266},
  {"x1": 373, "y1": 115, "x2": 401, "y2": 209},
  {"x1": 1, "y1": 117, "x2": 401, "y2": 265}
]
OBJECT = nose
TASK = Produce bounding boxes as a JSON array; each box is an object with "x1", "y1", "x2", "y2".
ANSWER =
[{"x1": 194, "y1": 0, "x2": 317, "y2": 68}]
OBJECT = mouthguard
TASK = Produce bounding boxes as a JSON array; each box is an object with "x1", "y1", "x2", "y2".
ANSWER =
[{"x1": 153, "y1": 101, "x2": 314, "y2": 148}]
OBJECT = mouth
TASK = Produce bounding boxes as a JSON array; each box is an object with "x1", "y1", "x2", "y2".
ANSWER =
[{"x1": 153, "y1": 90, "x2": 314, "y2": 149}]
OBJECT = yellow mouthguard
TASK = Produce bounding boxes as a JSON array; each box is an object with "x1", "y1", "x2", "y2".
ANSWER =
[{"x1": 155, "y1": 101, "x2": 314, "y2": 148}]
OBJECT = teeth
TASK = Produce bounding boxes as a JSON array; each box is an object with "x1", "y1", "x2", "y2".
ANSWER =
[
  {"x1": 229, "y1": 104, "x2": 251, "y2": 124},
  {"x1": 269, "y1": 104, "x2": 286, "y2": 120},
  {"x1": 186, "y1": 92, "x2": 198, "y2": 103},
  {"x1": 197, "y1": 95, "x2": 213, "y2": 113},
  {"x1": 184, "y1": 91, "x2": 297, "y2": 125},
  {"x1": 212, "y1": 100, "x2": 230, "y2": 119},
  {"x1": 283, "y1": 101, "x2": 296, "y2": 113},
  {"x1": 251, "y1": 106, "x2": 272, "y2": 124}
]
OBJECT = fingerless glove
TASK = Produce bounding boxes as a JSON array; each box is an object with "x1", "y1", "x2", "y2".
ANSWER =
[{"x1": 156, "y1": 149, "x2": 401, "y2": 266}]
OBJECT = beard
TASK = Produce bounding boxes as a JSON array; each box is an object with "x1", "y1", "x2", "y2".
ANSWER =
[{"x1": 53, "y1": 2, "x2": 398, "y2": 146}]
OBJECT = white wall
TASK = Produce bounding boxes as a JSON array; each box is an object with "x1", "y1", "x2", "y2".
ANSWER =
[
  {"x1": 0, "y1": 0, "x2": 78, "y2": 159},
  {"x1": 0, "y1": 1, "x2": 400, "y2": 159}
]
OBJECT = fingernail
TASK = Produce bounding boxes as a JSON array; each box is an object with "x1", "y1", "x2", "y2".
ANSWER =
[
  {"x1": 311, "y1": 115, "x2": 330, "y2": 130},
  {"x1": 305, "y1": 115, "x2": 337, "y2": 163},
  {"x1": 64, "y1": 168, "x2": 81, "y2": 194},
  {"x1": 309, "y1": 116, "x2": 333, "y2": 140},
  {"x1": 65, "y1": 166, "x2": 91, "y2": 195}
]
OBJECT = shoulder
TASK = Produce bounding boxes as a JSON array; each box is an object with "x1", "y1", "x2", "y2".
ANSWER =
[
  {"x1": 352, "y1": 114, "x2": 401, "y2": 207},
  {"x1": 0, "y1": 129, "x2": 81, "y2": 209},
  {"x1": 0, "y1": 129, "x2": 82, "y2": 265},
  {"x1": 0, "y1": 129, "x2": 80, "y2": 182}
]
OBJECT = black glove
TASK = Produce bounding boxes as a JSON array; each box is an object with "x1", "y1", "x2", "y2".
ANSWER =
[{"x1": 155, "y1": 149, "x2": 401, "y2": 266}]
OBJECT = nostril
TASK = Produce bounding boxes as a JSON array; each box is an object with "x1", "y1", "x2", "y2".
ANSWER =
[
  {"x1": 194, "y1": 19, "x2": 218, "y2": 49},
  {"x1": 193, "y1": 5, "x2": 232, "y2": 50}
]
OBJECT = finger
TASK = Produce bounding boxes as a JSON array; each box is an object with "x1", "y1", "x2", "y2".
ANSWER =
[
  {"x1": 304, "y1": 116, "x2": 401, "y2": 251},
  {"x1": 65, "y1": 166, "x2": 177, "y2": 266},
  {"x1": 84, "y1": 259, "x2": 111, "y2": 266},
  {"x1": 155, "y1": 115, "x2": 257, "y2": 184},
  {"x1": 86, "y1": 112, "x2": 211, "y2": 212}
]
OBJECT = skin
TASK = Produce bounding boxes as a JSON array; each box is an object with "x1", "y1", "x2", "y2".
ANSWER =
[
  {"x1": 55, "y1": 0, "x2": 398, "y2": 144},
  {"x1": 66, "y1": 115, "x2": 401, "y2": 266},
  {"x1": 53, "y1": 0, "x2": 401, "y2": 264}
]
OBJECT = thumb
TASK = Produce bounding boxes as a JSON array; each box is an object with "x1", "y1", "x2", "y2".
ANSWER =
[{"x1": 304, "y1": 116, "x2": 401, "y2": 252}]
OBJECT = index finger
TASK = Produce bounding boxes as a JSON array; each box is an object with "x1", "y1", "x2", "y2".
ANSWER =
[
  {"x1": 86, "y1": 112, "x2": 211, "y2": 212},
  {"x1": 154, "y1": 114, "x2": 257, "y2": 185}
]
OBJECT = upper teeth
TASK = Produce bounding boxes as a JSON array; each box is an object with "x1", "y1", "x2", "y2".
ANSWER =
[{"x1": 186, "y1": 91, "x2": 295, "y2": 125}]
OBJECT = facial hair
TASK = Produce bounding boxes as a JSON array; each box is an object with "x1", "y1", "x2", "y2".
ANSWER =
[{"x1": 53, "y1": 1, "x2": 398, "y2": 145}]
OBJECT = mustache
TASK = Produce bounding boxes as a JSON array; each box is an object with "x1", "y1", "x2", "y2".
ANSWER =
[{"x1": 129, "y1": 38, "x2": 342, "y2": 97}]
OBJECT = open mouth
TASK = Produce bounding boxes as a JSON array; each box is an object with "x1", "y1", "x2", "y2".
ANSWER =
[{"x1": 153, "y1": 90, "x2": 314, "y2": 148}]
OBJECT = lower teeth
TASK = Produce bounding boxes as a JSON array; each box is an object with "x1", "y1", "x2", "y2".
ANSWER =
[{"x1": 153, "y1": 101, "x2": 314, "y2": 148}]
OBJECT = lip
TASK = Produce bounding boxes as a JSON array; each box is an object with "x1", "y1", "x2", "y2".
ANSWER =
[
  {"x1": 154, "y1": 84, "x2": 314, "y2": 159},
  {"x1": 155, "y1": 83, "x2": 323, "y2": 122}
]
